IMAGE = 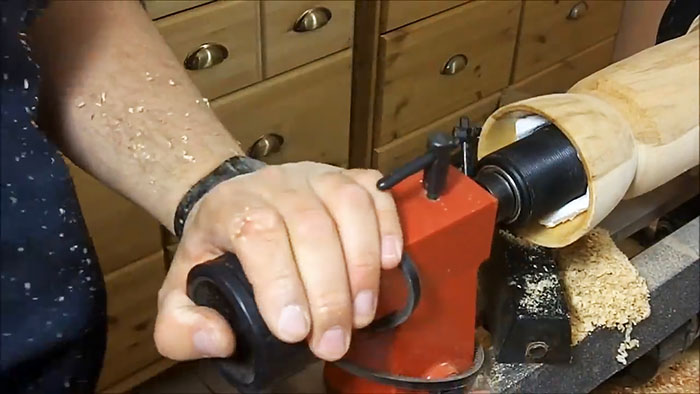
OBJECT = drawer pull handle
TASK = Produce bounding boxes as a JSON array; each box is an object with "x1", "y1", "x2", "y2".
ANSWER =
[
  {"x1": 248, "y1": 133, "x2": 285, "y2": 159},
  {"x1": 184, "y1": 43, "x2": 229, "y2": 71},
  {"x1": 293, "y1": 7, "x2": 332, "y2": 33},
  {"x1": 441, "y1": 54, "x2": 468, "y2": 75},
  {"x1": 567, "y1": 1, "x2": 588, "y2": 20}
]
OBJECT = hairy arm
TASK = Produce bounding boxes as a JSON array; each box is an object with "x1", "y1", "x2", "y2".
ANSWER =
[
  {"x1": 30, "y1": 0, "x2": 244, "y2": 232},
  {"x1": 29, "y1": 0, "x2": 403, "y2": 363}
]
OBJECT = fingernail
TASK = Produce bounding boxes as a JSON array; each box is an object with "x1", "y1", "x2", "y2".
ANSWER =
[
  {"x1": 317, "y1": 326, "x2": 348, "y2": 360},
  {"x1": 381, "y1": 235, "x2": 402, "y2": 265},
  {"x1": 277, "y1": 304, "x2": 309, "y2": 341},
  {"x1": 193, "y1": 329, "x2": 223, "y2": 357},
  {"x1": 354, "y1": 290, "x2": 376, "y2": 324}
]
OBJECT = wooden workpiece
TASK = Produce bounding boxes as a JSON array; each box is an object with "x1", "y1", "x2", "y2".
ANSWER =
[{"x1": 479, "y1": 27, "x2": 699, "y2": 248}]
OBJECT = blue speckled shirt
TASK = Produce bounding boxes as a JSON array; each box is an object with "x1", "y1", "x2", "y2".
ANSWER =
[{"x1": 1, "y1": 1, "x2": 107, "y2": 393}]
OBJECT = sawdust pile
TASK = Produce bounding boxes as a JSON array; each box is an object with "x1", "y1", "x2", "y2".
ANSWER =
[{"x1": 555, "y1": 228, "x2": 651, "y2": 345}]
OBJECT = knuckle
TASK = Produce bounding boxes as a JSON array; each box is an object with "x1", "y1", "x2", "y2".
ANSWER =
[
  {"x1": 310, "y1": 293, "x2": 352, "y2": 319},
  {"x1": 336, "y1": 183, "x2": 372, "y2": 207},
  {"x1": 233, "y1": 207, "x2": 285, "y2": 239},
  {"x1": 352, "y1": 169, "x2": 383, "y2": 185},
  {"x1": 349, "y1": 255, "x2": 380, "y2": 274},
  {"x1": 294, "y1": 209, "x2": 334, "y2": 238},
  {"x1": 251, "y1": 268, "x2": 298, "y2": 295}
]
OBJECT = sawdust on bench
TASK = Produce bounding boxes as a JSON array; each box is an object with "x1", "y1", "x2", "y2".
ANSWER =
[{"x1": 555, "y1": 228, "x2": 651, "y2": 345}]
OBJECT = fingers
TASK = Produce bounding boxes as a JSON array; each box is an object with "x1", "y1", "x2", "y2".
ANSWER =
[
  {"x1": 344, "y1": 169, "x2": 404, "y2": 269},
  {"x1": 270, "y1": 190, "x2": 353, "y2": 361},
  {"x1": 310, "y1": 172, "x2": 381, "y2": 329},
  {"x1": 154, "y1": 288, "x2": 235, "y2": 361},
  {"x1": 182, "y1": 191, "x2": 313, "y2": 345},
  {"x1": 227, "y1": 201, "x2": 312, "y2": 344}
]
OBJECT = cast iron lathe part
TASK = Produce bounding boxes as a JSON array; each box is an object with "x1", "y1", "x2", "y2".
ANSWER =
[
  {"x1": 377, "y1": 122, "x2": 480, "y2": 198},
  {"x1": 474, "y1": 123, "x2": 588, "y2": 227}
]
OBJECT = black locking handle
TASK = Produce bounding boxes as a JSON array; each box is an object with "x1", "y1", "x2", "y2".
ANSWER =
[{"x1": 186, "y1": 252, "x2": 421, "y2": 393}]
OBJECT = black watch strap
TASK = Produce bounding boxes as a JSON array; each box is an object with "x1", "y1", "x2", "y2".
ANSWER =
[{"x1": 174, "y1": 156, "x2": 266, "y2": 238}]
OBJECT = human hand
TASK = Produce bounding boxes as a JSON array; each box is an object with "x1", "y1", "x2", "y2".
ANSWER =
[{"x1": 153, "y1": 162, "x2": 403, "y2": 362}]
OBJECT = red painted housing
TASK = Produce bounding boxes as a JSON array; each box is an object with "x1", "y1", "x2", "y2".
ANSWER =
[{"x1": 325, "y1": 167, "x2": 498, "y2": 393}]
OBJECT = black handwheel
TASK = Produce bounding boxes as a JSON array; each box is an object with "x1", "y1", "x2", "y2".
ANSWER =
[{"x1": 186, "y1": 252, "x2": 421, "y2": 393}]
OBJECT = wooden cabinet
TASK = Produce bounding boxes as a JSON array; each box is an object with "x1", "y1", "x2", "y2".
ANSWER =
[
  {"x1": 212, "y1": 50, "x2": 352, "y2": 166},
  {"x1": 97, "y1": 252, "x2": 166, "y2": 390},
  {"x1": 374, "y1": 93, "x2": 501, "y2": 173},
  {"x1": 380, "y1": 0, "x2": 467, "y2": 32},
  {"x1": 144, "y1": 0, "x2": 213, "y2": 19},
  {"x1": 156, "y1": 1, "x2": 262, "y2": 99},
  {"x1": 374, "y1": 0, "x2": 520, "y2": 145},
  {"x1": 261, "y1": 0, "x2": 355, "y2": 77},
  {"x1": 508, "y1": 37, "x2": 616, "y2": 99},
  {"x1": 512, "y1": 0, "x2": 624, "y2": 81},
  {"x1": 67, "y1": 163, "x2": 162, "y2": 275}
]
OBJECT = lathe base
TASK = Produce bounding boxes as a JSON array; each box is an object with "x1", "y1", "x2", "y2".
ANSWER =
[
  {"x1": 483, "y1": 218, "x2": 699, "y2": 393},
  {"x1": 262, "y1": 218, "x2": 698, "y2": 394}
]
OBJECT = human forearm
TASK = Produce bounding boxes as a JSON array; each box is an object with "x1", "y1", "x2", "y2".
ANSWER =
[{"x1": 30, "y1": 0, "x2": 244, "y2": 231}]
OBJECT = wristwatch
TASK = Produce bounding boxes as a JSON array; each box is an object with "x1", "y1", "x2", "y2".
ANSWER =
[{"x1": 174, "y1": 156, "x2": 266, "y2": 238}]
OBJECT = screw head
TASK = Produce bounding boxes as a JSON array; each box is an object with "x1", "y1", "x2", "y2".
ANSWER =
[{"x1": 525, "y1": 341, "x2": 549, "y2": 361}]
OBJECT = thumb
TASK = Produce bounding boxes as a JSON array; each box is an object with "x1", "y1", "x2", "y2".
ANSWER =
[{"x1": 154, "y1": 289, "x2": 235, "y2": 360}]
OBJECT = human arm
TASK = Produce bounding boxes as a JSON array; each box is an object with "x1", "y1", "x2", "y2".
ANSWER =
[{"x1": 29, "y1": 0, "x2": 403, "y2": 362}]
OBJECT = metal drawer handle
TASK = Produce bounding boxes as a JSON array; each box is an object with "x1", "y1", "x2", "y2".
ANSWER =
[
  {"x1": 293, "y1": 7, "x2": 332, "y2": 33},
  {"x1": 184, "y1": 43, "x2": 229, "y2": 71},
  {"x1": 248, "y1": 133, "x2": 284, "y2": 159},
  {"x1": 567, "y1": 1, "x2": 588, "y2": 20},
  {"x1": 441, "y1": 54, "x2": 468, "y2": 75}
]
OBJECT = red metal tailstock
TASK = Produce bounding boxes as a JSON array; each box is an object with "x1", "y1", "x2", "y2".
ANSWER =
[{"x1": 324, "y1": 166, "x2": 498, "y2": 393}]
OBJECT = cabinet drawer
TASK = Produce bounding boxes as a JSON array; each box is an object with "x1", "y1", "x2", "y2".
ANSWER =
[
  {"x1": 212, "y1": 50, "x2": 352, "y2": 167},
  {"x1": 261, "y1": 0, "x2": 354, "y2": 78},
  {"x1": 144, "y1": 0, "x2": 212, "y2": 20},
  {"x1": 513, "y1": 0, "x2": 624, "y2": 81},
  {"x1": 98, "y1": 252, "x2": 166, "y2": 390},
  {"x1": 156, "y1": 1, "x2": 261, "y2": 100},
  {"x1": 508, "y1": 37, "x2": 615, "y2": 100},
  {"x1": 380, "y1": 0, "x2": 467, "y2": 32},
  {"x1": 375, "y1": 0, "x2": 519, "y2": 146},
  {"x1": 374, "y1": 93, "x2": 500, "y2": 174},
  {"x1": 67, "y1": 163, "x2": 161, "y2": 275}
]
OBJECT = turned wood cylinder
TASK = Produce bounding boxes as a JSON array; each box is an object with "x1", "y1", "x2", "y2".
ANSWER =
[{"x1": 478, "y1": 28, "x2": 699, "y2": 248}]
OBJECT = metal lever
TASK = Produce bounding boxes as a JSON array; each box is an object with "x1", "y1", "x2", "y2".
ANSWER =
[
  {"x1": 377, "y1": 132, "x2": 458, "y2": 200},
  {"x1": 452, "y1": 117, "x2": 482, "y2": 177}
]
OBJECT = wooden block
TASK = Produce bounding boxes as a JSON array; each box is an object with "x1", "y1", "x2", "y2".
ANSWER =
[
  {"x1": 374, "y1": 0, "x2": 520, "y2": 146},
  {"x1": 513, "y1": 0, "x2": 624, "y2": 81},
  {"x1": 373, "y1": 92, "x2": 500, "y2": 174},
  {"x1": 97, "y1": 252, "x2": 166, "y2": 390},
  {"x1": 67, "y1": 163, "x2": 162, "y2": 275},
  {"x1": 261, "y1": 0, "x2": 354, "y2": 78}
]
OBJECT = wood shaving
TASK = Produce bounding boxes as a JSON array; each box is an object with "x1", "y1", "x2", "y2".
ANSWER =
[
  {"x1": 76, "y1": 101, "x2": 85, "y2": 108},
  {"x1": 556, "y1": 228, "x2": 651, "y2": 345},
  {"x1": 594, "y1": 340, "x2": 699, "y2": 393},
  {"x1": 615, "y1": 324, "x2": 640, "y2": 365}
]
